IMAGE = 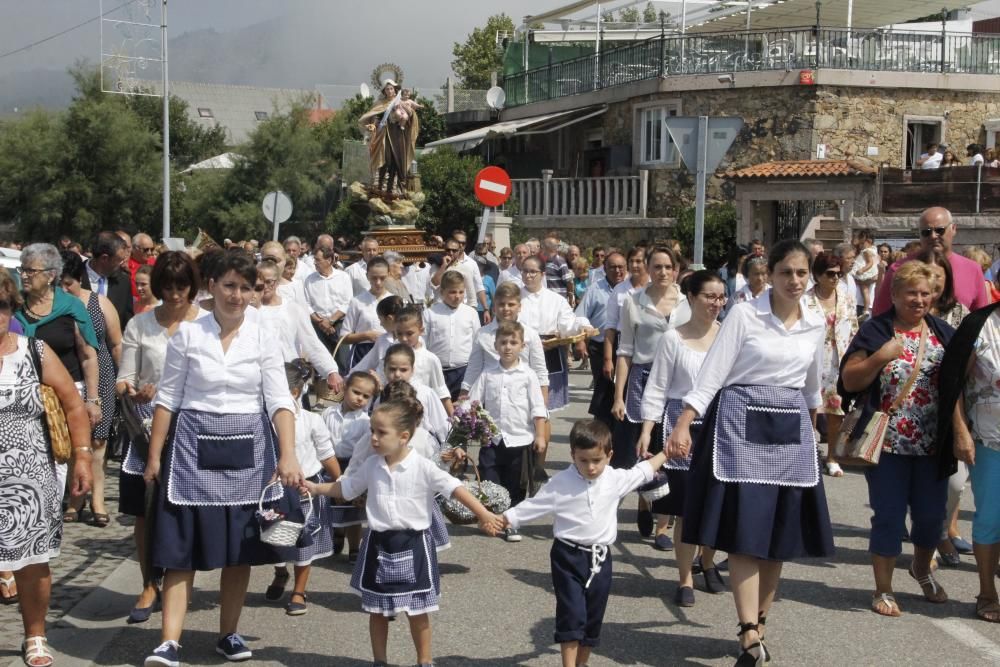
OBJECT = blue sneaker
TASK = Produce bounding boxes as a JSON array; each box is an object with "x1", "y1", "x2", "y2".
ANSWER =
[
  {"x1": 216, "y1": 633, "x2": 252, "y2": 662},
  {"x1": 951, "y1": 536, "x2": 974, "y2": 554},
  {"x1": 144, "y1": 640, "x2": 180, "y2": 667}
]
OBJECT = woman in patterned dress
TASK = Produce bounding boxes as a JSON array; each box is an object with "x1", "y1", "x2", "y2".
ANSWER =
[
  {"x1": 58, "y1": 251, "x2": 122, "y2": 528},
  {"x1": 840, "y1": 261, "x2": 954, "y2": 618},
  {"x1": 805, "y1": 252, "x2": 858, "y2": 478},
  {"x1": 0, "y1": 269, "x2": 93, "y2": 667}
]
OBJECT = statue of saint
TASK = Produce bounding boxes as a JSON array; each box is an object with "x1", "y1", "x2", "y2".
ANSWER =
[{"x1": 359, "y1": 79, "x2": 420, "y2": 196}]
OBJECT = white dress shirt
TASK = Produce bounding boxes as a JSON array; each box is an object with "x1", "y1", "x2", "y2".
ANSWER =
[
  {"x1": 292, "y1": 260, "x2": 312, "y2": 283},
  {"x1": 322, "y1": 403, "x2": 371, "y2": 460},
  {"x1": 413, "y1": 346, "x2": 450, "y2": 400},
  {"x1": 498, "y1": 265, "x2": 523, "y2": 288},
  {"x1": 345, "y1": 260, "x2": 370, "y2": 296},
  {"x1": 303, "y1": 269, "x2": 353, "y2": 319},
  {"x1": 116, "y1": 310, "x2": 171, "y2": 389},
  {"x1": 445, "y1": 255, "x2": 486, "y2": 308},
  {"x1": 340, "y1": 449, "x2": 462, "y2": 532},
  {"x1": 422, "y1": 301, "x2": 481, "y2": 369},
  {"x1": 604, "y1": 277, "x2": 648, "y2": 332},
  {"x1": 412, "y1": 380, "x2": 451, "y2": 444},
  {"x1": 353, "y1": 332, "x2": 397, "y2": 374},
  {"x1": 617, "y1": 286, "x2": 691, "y2": 364},
  {"x1": 277, "y1": 280, "x2": 309, "y2": 308},
  {"x1": 640, "y1": 329, "x2": 708, "y2": 422},
  {"x1": 294, "y1": 407, "x2": 335, "y2": 478},
  {"x1": 466, "y1": 360, "x2": 547, "y2": 447},
  {"x1": 462, "y1": 320, "x2": 548, "y2": 391},
  {"x1": 519, "y1": 287, "x2": 590, "y2": 337},
  {"x1": 85, "y1": 262, "x2": 108, "y2": 296},
  {"x1": 402, "y1": 264, "x2": 431, "y2": 305},
  {"x1": 684, "y1": 293, "x2": 825, "y2": 417},
  {"x1": 257, "y1": 300, "x2": 338, "y2": 379},
  {"x1": 504, "y1": 461, "x2": 654, "y2": 545},
  {"x1": 155, "y1": 313, "x2": 295, "y2": 419},
  {"x1": 342, "y1": 291, "x2": 389, "y2": 337}
]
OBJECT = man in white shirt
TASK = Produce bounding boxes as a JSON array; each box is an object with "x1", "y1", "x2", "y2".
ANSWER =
[
  {"x1": 498, "y1": 243, "x2": 530, "y2": 287},
  {"x1": 303, "y1": 247, "x2": 353, "y2": 362},
  {"x1": 916, "y1": 142, "x2": 942, "y2": 169},
  {"x1": 283, "y1": 236, "x2": 312, "y2": 282},
  {"x1": 430, "y1": 235, "x2": 489, "y2": 320},
  {"x1": 345, "y1": 236, "x2": 380, "y2": 296}
]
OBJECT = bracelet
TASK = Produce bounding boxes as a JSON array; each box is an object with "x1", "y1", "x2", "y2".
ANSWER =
[
  {"x1": 85, "y1": 398, "x2": 100, "y2": 404},
  {"x1": 74, "y1": 446, "x2": 94, "y2": 454}
]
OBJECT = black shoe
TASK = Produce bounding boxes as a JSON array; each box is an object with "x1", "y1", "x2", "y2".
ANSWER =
[
  {"x1": 717, "y1": 557, "x2": 729, "y2": 571},
  {"x1": 674, "y1": 585, "x2": 695, "y2": 607},
  {"x1": 264, "y1": 569, "x2": 289, "y2": 601},
  {"x1": 637, "y1": 509, "x2": 654, "y2": 538},
  {"x1": 127, "y1": 590, "x2": 160, "y2": 624},
  {"x1": 703, "y1": 566, "x2": 727, "y2": 594},
  {"x1": 735, "y1": 623, "x2": 765, "y2": 667},
  {"x1": 691, "y1": 556, "x2": 704, "y2": 575}
]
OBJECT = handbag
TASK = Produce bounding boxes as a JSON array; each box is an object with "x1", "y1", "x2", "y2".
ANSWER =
[
  {"x1": 835, "y1": 322, "x2": 927, "y2": 466},
  {"x1": 27, "y1": 338, "x2": 74, "y2": 464},
  {"x1": 118, "y1": 394, "x2": 151, "y2": 461}
]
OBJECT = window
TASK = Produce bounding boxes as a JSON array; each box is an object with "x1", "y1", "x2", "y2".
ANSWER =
[
  {"x1": 254, "y1": 111, "x2": 269, "y2": 121},
  {"x1": 197, "y1": 107, "x2": 214, "y2": 118},
  {"x1": 635, "y1": 101, "x2": 680, "y2": 167},
  {"x1": 902, "y1": 115, "x2": 945, "y2": 168}
]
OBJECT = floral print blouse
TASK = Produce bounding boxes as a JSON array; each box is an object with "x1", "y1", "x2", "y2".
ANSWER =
[
  {"x1": 880, "y1": 327, "x2": 945, "y2": 456},
  {"x1": 965, "y1": 311, "x2": 1000, "y2": 451}
]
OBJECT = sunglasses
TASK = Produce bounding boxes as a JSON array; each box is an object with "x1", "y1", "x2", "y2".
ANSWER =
[
  {"x1": 140, "y1": 246, "x2": 155, "y2": 254},
  {"x1": 824, "y1": 270, "x2": 842, "y2": 278},
  {"x1": 920, "y1": 225, "x2": 951, "y2": 238}
]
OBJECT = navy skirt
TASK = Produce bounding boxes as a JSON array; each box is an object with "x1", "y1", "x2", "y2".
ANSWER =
[{"x1": 682, "y1": 391, "x2": 835, "y2": 561}]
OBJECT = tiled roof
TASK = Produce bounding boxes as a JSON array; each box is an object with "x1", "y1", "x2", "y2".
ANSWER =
[{"x1": 725, "y1": 159, "x2": 877, "y2": 179}]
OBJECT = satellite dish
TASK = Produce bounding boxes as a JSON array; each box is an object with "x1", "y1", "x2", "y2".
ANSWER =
[
  {"x1": 486, "y1": 86, "x2": 506, "y2": 110},
  {"x1": 359, "y1": 83, "x2": 372, "y2": 99}
]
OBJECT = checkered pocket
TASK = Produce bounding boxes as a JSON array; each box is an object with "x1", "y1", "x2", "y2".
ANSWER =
[{"x1": 375, "y1": 550, "x2": 416, "y2": 585}]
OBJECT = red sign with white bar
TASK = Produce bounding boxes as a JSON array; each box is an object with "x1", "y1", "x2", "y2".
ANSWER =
[{"x1": 474, "y1": 166, "x2": 512, "y2": 207}]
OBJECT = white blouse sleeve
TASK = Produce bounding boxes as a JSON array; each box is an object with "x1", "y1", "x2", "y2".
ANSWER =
[
  {"x1": 684, "y1": 306, "x2": 748, "y2": 417},
  {"x1": 342, "y1": 300, "x2": 361, "y2": 335},
  {"x1": 116, "y1": 317, "x2": 141, "y2": 387},
  {"x1": 526, "y1": 329, "x2": 549, "y2": 387},
  {"x1": 309, "y1": 413, "x2": 336, "y2": 462},
  {"x1": 291, "y1": 302, "x2": 338, "y2": 379},
  {"x1": 154, "y1": 324, "x2": 190, "y2": 412},
  {"x1": 260, "y1": 328, "x2": 296, "y2": 419},
  {"x1": 641, "y1": 332, "x2": 675, "y2": 422},
  {"x1": 555, "y1": 296, "x2": 586, "y2": 337},
  {"x1": 461, "y1": 334, "x2": 486, "y2": 392},
  {"x1": 617, "y1": 295, "x2": 637, "y2": 358},
  {"x1": 803, "y1": 327, "x2": 824, "y2": 410}
]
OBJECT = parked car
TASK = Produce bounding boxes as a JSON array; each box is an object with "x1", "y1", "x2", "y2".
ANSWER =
[{"x1": 0, "y1": 247, "x2": 22, "y2": 290}]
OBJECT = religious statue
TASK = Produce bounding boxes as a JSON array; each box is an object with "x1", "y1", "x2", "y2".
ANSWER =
[{"x1": 359, "y1": 78, "x2": 421, "y2": 197}]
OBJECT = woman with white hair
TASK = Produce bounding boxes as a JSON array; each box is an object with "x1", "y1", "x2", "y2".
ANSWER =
[{"x1": 382, "y1": 250, "x2": 411, "y2": 302}]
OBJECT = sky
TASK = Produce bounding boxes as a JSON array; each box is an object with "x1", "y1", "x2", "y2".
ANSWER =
[{"x1": 2, "y1": 0, "x2": 1000, "y2": 99}]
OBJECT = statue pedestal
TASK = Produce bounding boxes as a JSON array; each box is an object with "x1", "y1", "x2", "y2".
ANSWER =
[
  {"x1": 475, "y1": 214, "x2": 514, "y2": 250},
  {"x1": 367, "y1": 226, "x2": 435, "y2": 263}
]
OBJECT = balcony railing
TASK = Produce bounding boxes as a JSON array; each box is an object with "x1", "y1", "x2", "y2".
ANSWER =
[
  {"x1": 512, "y1": 169, "x2": 649, "y2": 218},
  {"x1": 503, "y1": 26, "x2": 1000, "y2": 107},
  {"x1": 880, "y1": 166, "x2": 1000, "y2": 214}
]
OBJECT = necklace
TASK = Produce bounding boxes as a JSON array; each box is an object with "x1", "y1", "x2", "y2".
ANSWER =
[{"x1": 25, "y1": 290, "x2": 54, "y2": 319}]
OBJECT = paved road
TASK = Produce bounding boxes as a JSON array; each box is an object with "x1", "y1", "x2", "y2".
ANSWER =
[{"x1": 5, "y1": 368, "x2": 1000, "y2": 666}]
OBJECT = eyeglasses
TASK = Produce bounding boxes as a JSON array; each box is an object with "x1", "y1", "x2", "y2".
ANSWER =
[
  {"x1": 139, "y1": 246, "x2": 155, "y2": 254},
  {"x1": 824, "y1": 270, "x2": 842, "y2": 278},
  {"x1": 17, "y1": 267, "x2": 49, "y2": 277},
  {"x1": 699, "y1": 293, "x2": 727, "y2": 304},
  {"x1": 522, "y1": 269, "x2": 541, "y2": 276},
  {"x1": 920, "y1": 225, "x2": 951, "y2": 238},
  {"x1": 606, "y1": 264, "x2": 627, "y2": 272},
  {"x1": 446, "y1": 247, "x2": 461, "y2": 254}
]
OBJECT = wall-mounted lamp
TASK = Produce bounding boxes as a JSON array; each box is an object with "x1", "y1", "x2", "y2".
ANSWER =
[{"x1": 718, "y1": 73, "x2": 736, "y2": 87}]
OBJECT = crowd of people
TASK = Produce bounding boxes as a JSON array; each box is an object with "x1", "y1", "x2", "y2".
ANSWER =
[{"x1": 2, "y1": 206, "x2": 1000, "y2": 667}]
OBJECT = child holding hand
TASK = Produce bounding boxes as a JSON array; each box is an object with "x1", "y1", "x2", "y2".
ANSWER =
[
  {"x1": 305, "y1": 397, "x2": 499, "y2": 667},
  {"x1": 495, "y1": 419, "x2": 669, "y2": 667}
]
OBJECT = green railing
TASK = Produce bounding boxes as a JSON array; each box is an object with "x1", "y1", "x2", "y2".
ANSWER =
[{"x1": 502, "y1": 26, "x2": 1000, "y2": 107}]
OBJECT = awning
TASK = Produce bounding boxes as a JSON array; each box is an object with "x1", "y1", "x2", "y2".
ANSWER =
[
  {"x1": 425, "y1": 106, "x2": 607, "y2": 152},
  {"x1": 181, "y1": 152, "x2": 243, "y2": 173},
  {"x1": 689, "y1": 0, "x2": 956, "y2": 33}
]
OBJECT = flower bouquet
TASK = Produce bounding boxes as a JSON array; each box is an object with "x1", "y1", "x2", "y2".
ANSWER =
[
  {"x1": 437, "y1": 401, "x2": 510, "y2": 524},
  {"x1": 446, "y1": 400, "x2": 500, "y2": 450}
]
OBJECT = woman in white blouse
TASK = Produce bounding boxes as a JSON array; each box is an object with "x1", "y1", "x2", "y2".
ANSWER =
[
  {"x1": 253, "y1": 260, "x2": 343, "y2": 398},
  {"x1": 667, "y1": 241, "x2": 834, "y2": 667},
  {"x1": 115, "y1": 251, "x2": 203, "y2": 625},
  {"x1": 611, "y1": 246, "x2": 689, "y2": 546},
  {"x1": 141, "y1": 250, "x2": 304, "y2": 666},
  {"x1": 637, "y1": 270, "x2": 725, "y2": 607}
]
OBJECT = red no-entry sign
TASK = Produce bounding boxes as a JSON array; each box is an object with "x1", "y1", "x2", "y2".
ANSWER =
[{"x1": 474, "y1": 166, "x2": 512, "y2": 208}]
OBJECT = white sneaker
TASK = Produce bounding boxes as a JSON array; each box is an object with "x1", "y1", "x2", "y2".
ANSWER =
[{"x1": 503, "y1": 528, "x2": 522, "y2": 543}]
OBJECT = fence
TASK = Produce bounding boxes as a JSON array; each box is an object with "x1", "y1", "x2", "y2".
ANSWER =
[
  {"x1": 880, "y1": 166, "x2": 1000, "y2": 214},
  {"x1": 503, "y1": 26, "x2": 1000, "y2": 107},
  {"x1": 511, "y1": 170, "x2": 649, "y2": 218}
]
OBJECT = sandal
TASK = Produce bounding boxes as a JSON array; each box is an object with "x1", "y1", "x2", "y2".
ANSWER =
[
  {"x1": 1, "y1": 574, "x2": 18, "y2": 605},
  {"x1": 735, "y1": 622, "x2": 765, "y2": 667},
  {"x1": 90, "y1": 513, "x2": 110, "y2": 528},
  {"x1": 871, "y1": 591, "x2": 902, "y2": 617},
  {"x1": 285, "y1": 591, "x2": 308, "y2": 616},
  {"x1": 976, "y1": 595, "x2": 1000, "y2": 623},
  {"x1": 757, "y1": 613, "x2": 771, "y2": 662},
  {"x1": 62, "y1": 508, "x2": 80, "y2": 523},
  {"x1": 909, "y1": 564, "x2": 948, "y2": 603},
  {"x1": 264, "y1": 568, "x2": 290, "y2": 601},
  {"x1": 825, "y1": 461, "x2": 844, "y2": 477},
  {"x1": 22, "y1": 636, "x2": 54, "y2": 667}
]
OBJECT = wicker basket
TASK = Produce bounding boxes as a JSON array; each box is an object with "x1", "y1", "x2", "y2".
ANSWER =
[
  {"x1": 541, "y1": 329, "x2": 598, "y2": 351},
  {"x1": 258, "y1": 482, "x2": 313, "y2": 547},
  {"x1": 313, "y1": 337, "x2": 349, "y2": 403},
  {"x1": 437, "y1": 459, "x2": 511, "y2": 525}
]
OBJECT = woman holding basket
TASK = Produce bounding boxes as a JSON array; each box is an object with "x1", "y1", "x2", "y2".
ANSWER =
[
  {"x1": 142, "y1": 250, "x2": 304, "y2": 667},
  {"x1": 839, "y1": 261, "x2": 954, "y2": 618}
]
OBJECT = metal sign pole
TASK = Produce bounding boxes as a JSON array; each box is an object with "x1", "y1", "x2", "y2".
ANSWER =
[
  {"x1": 161, "y1": 0, "x2": 170, "y2": 241},
  {"x1": 693, "y1": 115, "x2": 708, "y2": 270},
  {"x1": 478, "y1": 207, "x2": 490, "y2": 245},
  {"x1": 271, "y1": 192, "x2": 280, "y2": 241}
]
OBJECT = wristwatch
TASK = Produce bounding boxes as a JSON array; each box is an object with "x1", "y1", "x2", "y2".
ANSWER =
[{"x1": 85, "y1": 397, "x2": 102, "y2": 406}]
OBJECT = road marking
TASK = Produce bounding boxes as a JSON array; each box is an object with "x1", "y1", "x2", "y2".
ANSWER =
[
  {"x1": 478, "y1": 179, "x2": 508, "y2": 195},
  {"x1": 932, "y1": 618, "x2": 1000, "y2": 660}
]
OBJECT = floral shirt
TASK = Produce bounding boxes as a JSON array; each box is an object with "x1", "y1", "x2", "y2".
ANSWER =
[
  {"x1": 879, "y1": 327, "x2": 944, "y2": 456},
  {"x1": 965, "y1": 311, "x2": 1000, "y2": 451}
]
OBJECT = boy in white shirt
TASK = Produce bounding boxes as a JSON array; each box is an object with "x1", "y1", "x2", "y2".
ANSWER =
[
  {"x1": 394, "y1": 306, "x2": 454, "y2": 416},
  {"x1": 466, "y1": 321, "x2": 547, "y2": 542},
  {"x1": 423, "y1": 270, "x2": 481, "y2": 401},
  {"x1": 497, "y1": 419, "x2": 668, "y2": 667}
]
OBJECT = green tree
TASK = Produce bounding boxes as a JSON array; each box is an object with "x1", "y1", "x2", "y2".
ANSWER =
[
  {"x1": 451, "y1": 14, "x2": 515, "y2": 89},
  {"x1": 125, "y1": 93, "x2": 228, "y2": 168},
  {"x1": 416, "y1": 147, "x2": 483, "y2": 238},
  {"x1": 415, "y1": 95, "x2": 445, "y2": 146},
  {"x1": 643, "y1": 2, "x2": 659, "y2": 23},
  {"x1": 671, "y1": 203, "x2": 737, "y2": 270},
  {"x1": 619, "y1": 6, "x2": 642, "y2": 23}
]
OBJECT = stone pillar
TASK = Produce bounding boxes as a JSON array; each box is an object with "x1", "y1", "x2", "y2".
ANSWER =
[{"x1": 477, "y1": 213, "x2": 513, "y2": 250}]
